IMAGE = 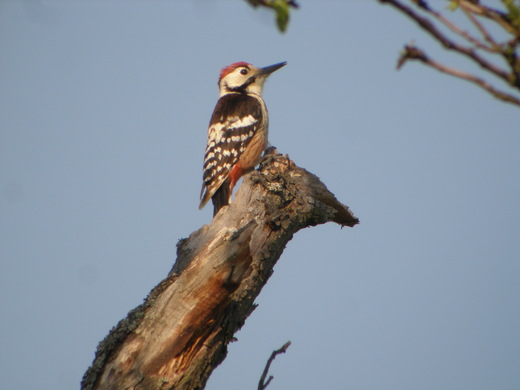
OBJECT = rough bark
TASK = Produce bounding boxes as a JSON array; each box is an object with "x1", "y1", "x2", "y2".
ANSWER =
[{"x1": 81, "y1": 149, "x2": 359, "y2": 390}]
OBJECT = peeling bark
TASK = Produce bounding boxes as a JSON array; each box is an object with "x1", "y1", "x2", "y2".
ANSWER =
[{"x1": 82, "y1": 150, "x2": 359, "y2": 390}]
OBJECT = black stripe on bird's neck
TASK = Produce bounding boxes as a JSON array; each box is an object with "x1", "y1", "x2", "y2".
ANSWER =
[{"x1": 227, "y1": 76, "x2": 256, "y2": 93}]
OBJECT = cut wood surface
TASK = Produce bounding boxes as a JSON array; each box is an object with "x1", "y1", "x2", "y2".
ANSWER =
[{"x1": 82, "y1": 149, "x2": 359, "y2": 390}]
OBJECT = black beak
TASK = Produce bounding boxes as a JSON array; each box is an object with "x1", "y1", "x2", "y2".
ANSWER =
[{"x1": 258, "y1": 61, "x2": 287, "y2": 76}]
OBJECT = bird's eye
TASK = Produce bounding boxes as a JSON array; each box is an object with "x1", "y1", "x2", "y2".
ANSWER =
[{"x1": 240, "y1": 68, "x2": 248, "y2": 75}]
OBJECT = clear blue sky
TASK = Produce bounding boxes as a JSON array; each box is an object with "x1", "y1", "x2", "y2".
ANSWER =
[{"x1": 1, "y1": 1, "x2": 519, "y2": 389}]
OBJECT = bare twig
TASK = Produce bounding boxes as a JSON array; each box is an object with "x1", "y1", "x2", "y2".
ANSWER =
[
  {"x1": 458, "y1": 0, "x2": 517, "y2": 36},
  {"x1": 398, "y1": 45, "x2": 520, "y2": 107},
  {"x1": 377, "y1": 0, "x2": 520, "y2": 107},
  {"x1": 458, "y1": 1, "x2": 499, "y2": 48},
  {"x1": 258, "y1": 341, "x2": 292, "y2": 390},
  {"x1": 379, "y1": 0, "x2": 511, "y2": 82},
  {"x1": 417, "y1": 0, "x2": 496, "y2": 52}
]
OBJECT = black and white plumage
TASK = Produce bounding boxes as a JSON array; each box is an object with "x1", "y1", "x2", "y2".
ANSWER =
[{"x1": 199, "y1": 61, "x2": 286, "y2": 216}]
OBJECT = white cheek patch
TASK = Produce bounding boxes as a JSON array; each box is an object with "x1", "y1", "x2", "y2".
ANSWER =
[{"x1": 223, "y1": 72, "x2": 248, "y2": 90}]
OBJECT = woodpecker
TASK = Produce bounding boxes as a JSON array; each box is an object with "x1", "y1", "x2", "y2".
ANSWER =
[{"x1": 199, "y1": 61, "x2": 286, "y2": 216}]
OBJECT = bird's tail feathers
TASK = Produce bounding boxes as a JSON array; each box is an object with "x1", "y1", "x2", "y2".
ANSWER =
[{"x1": 211, "y1": 178, "x2": 231, "y2": 216}]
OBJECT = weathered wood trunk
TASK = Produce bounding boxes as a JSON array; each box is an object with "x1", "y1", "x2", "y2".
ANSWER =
[{"x1": 81, "y1": 150, "x2": 358, "y2": 390}]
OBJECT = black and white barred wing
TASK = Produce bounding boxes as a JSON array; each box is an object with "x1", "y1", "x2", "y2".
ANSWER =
[{"x1": 199, "y1": 94, "x2": 263, "y2": 209}]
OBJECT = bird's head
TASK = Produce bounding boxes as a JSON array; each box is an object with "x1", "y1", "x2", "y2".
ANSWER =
[{"x1": 218, "y1": 61, "x2": 286, "y2": 96}]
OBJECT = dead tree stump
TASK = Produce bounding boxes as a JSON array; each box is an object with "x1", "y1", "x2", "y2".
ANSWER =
[{"x1": 82, "y1": 150, "x2": 358, "y2": 390}]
